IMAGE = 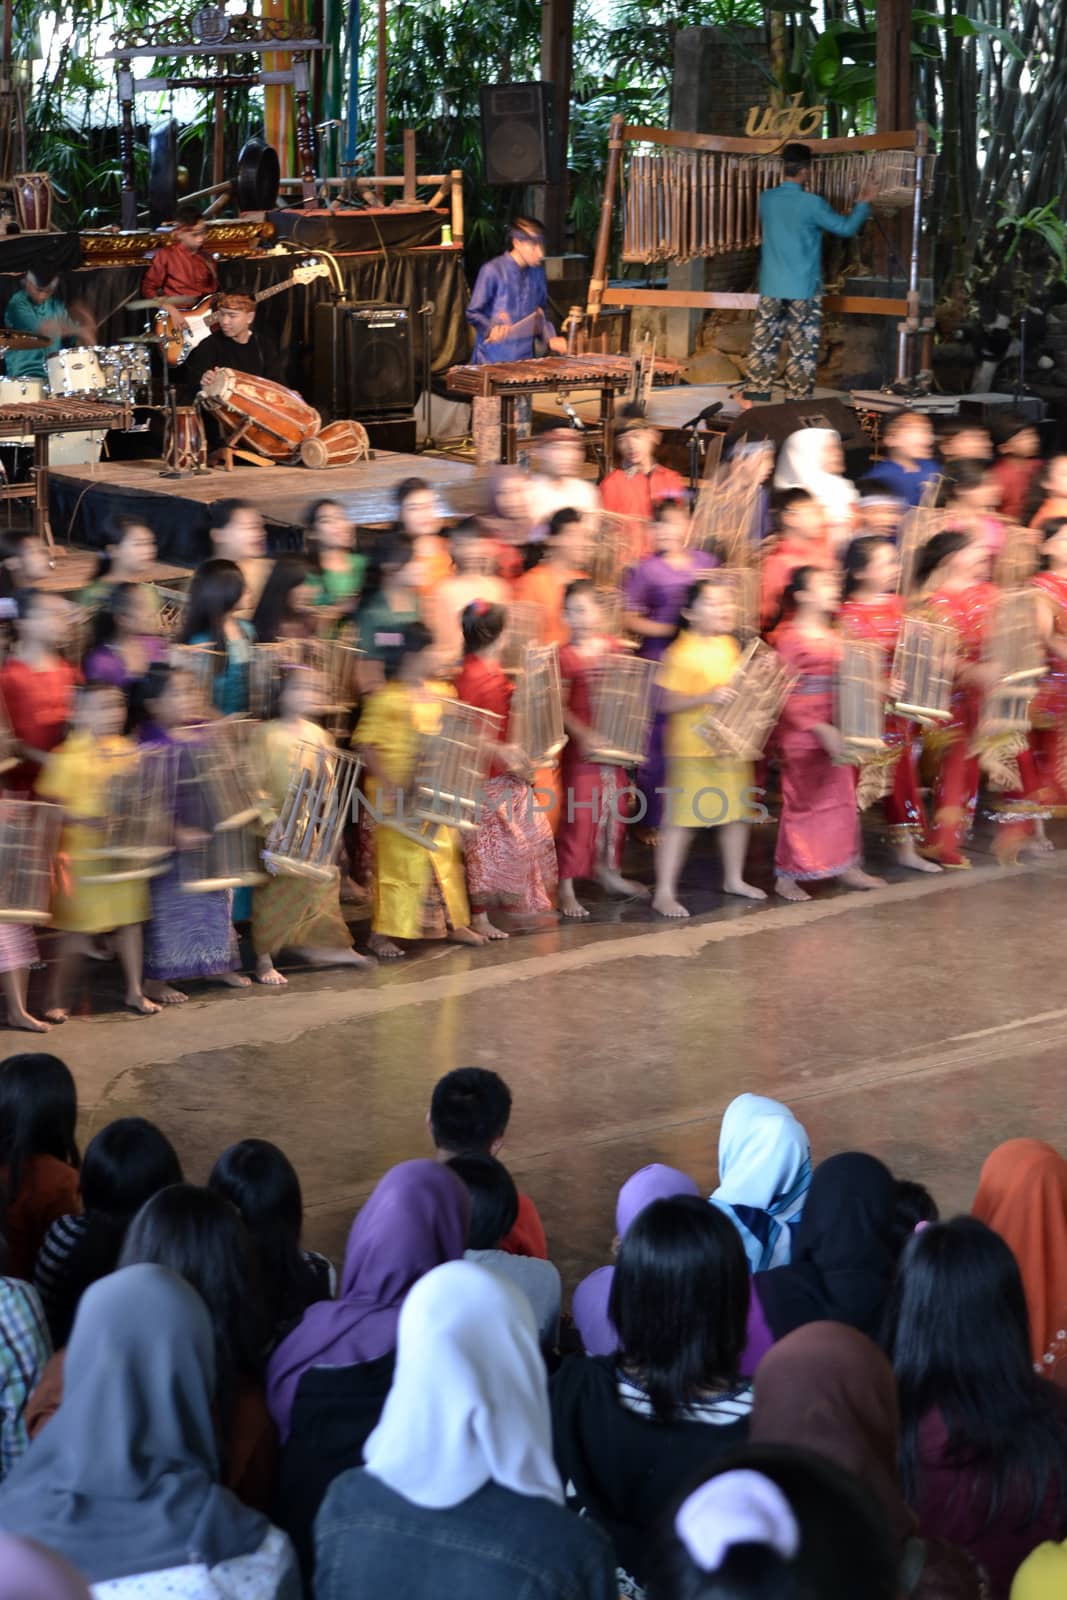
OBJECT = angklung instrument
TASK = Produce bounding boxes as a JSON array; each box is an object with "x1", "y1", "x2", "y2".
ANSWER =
[
  {"x1": 509, "y1": 643, "x2": 567, "y2": 768},
  {"x1": 0, "y1": 801, "x2": 63, "y2": 924},
  {"x1": 379, "y1": 699, "x2": 502, "y2": 853},
  {"x1": 263, "y1": 742, "x2": 363, "y2": 883},
  {"x1": 585, "y1": 654, "x2": 657, "y2": 766},
  {"x1": 699, "y1": 638, "x2": 796, "y2": 761},
  {"x1": 75, "y1": 749, "x2": 173, "y2": 884},
  {"x1": 836, "y1": 639, "x2": 889, "y2": 761},
  {"x1": 175, "y1": 725, "x2": 267, "y2": 894},
  {"x1": 891, "y1": 615, "x2": 957, "y2": 725}
]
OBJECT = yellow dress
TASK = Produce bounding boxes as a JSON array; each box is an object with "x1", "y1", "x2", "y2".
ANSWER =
[
  {"x1": 657, "y1": 633, "x2": 752, "y2": 829},
  {"x1": 357, "y1": 681, "x2": 471, "y2": 939},
  {"x1": 248, "y1": 717, "x2": 352, "y2": 957},
  {"x1": 36, "y1": 732, "x2": 150, "y2": 934}
]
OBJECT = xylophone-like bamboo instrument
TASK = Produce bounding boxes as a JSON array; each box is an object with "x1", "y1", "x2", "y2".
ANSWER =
[
  {"x1": 446, "y1": 355, "x2": 684, "y2": 399},
  {"x1": 0, "y1": 398, "x2": 132, "y2": 436}
]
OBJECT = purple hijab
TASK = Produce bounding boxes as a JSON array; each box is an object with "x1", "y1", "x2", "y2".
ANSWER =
[
  {"x1": 571, "y1": 1163, "x2": 701, "y2": 1356},
  {"x1": 0, "y1": 1537, "x2": 91, "y2": 1600},
  {"x1": 266, "y1": 1159, "x2": 471, "y2": 1440}
]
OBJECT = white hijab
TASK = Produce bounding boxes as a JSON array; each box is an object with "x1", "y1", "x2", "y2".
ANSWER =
[
  {"x1": 712, "y1": 1094, "x2": 811, "y2": 1214},
  {"x1": 773, "y1": 427, "x2": 858, "y2": 531},
  {"x1": 363, "y1": 1260, "x2": 564, "y2": 1510}
]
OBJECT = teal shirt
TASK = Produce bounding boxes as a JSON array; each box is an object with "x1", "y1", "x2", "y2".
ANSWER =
[
  {"x1": 3, "y1": 290, "x2": 66, "y2": 380},
  {"x1": 758, "y1": 181, "x2": 870, "y2": 301}
]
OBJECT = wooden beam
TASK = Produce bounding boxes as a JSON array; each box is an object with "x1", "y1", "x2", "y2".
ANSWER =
[
  {"x1": 876, "y1": 0, "x2": 915, "y2": 277},
  {"x1": 402, "y1": 128, "x2": 416, "y2": 203},
  {"x1": 599, "y1": 287, "x2": 908, "y2": 318},
  {"x1": 620, "y1": 125, "x2": 915, "y2": 155},
  {"x1": 375, "y1": 0, "x2": 387, "y2": 206}
]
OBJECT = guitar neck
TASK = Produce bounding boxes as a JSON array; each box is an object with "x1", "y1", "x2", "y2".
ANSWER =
[{"x1": 255, "y1": 275, "x2": 300, "y2": 306}]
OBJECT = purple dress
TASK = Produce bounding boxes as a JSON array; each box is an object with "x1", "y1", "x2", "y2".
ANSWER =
[
  {"x1": 83, "y1": 638, "x2": 164, "y2": 690},
  {"x1": 624, "y1": 551, "x2": 716, "y2": 826}
]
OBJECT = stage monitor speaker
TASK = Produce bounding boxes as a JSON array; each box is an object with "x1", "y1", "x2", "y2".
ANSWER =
[
  {"x1": 479, "y1": 82, "x2": 558, "y2": 186},
  {"x1": 724, "y1": 398, "x2": 871, "y2": 480},
  {"x1": 959, "y1": 393, "x2": 1046, "y2": 425},
  {"x1": 312, "y1": 302, "x2": 415, "y2": 421}
]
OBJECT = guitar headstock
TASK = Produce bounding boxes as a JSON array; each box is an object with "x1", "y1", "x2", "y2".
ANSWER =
[{"x1": 292, "y1": 259, "x2": 330, "y2": 286}]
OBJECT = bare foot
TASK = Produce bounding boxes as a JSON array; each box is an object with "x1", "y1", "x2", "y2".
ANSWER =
[
  {"x1": 1018, "y1": 837, "x2": 1056, "y2": 860},
  {"x1": 124, "y1": 993, "x2": 162, "y2": 1016},
  {"x1": 841, "y1": 867, "x2": 887, "y2": 891},
  {"x1": 652, "y1": 892, "x2": 689, "y2": 918},
  {"x1": 895, "y1": 843, "x2": 942, "y2": 873},
  {"x1": 144, "y1": 981, "x2": 188, "y2": 1006},
  {"x1": 292, "y1": 945, "x2": 374, "y2": 969},
  {"x1": 472, "y1": 913, "x2": 509, "y2": 940},
  {"x1": 255, "y1": 957, "x2": 288, "y2": 987},
  {"x1": 723, "y1": 878, "x2": 767, "y2": 900},
  {"x1": 43, "y1": 1008, "x2": 68, "y2": 1025},
  {"x1": 339, "y1": 877, "x2": 369, "y2": 904},
  {"x1": 448, "y1": 926, "x2": 486, "y2": 946},
  {"x1": 216, "y1": 971, "x2": 253, "y2": 988},
  {"x1": 775, "y1": 876, "x2": 811, "y2": 902},
  {"x1": 5, "y1": 1010, "x2": 50, "y2": 1033},
  {"x1": 558, "y1": 887, "x2": 589, "y2": 919},
  {"x1": 369, "y1": 933, "x2": 405, "y2": 960},
  {"x1": 596, "y1": 869, "x2": 651, "y2": 900}
]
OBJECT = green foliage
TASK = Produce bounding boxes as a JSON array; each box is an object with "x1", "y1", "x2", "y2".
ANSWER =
[{"x1": 996, "y1": 200, "x2": 1067, "y2": 280}]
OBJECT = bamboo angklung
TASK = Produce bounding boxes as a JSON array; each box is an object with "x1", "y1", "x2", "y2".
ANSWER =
[
  {"x1": 0, "y1": 801, "x2": 63, "y2": 923},
  {"x1": 699, "y1": 638, "x2": 796, "y2": 761},
  {"x1": 509, "y1": 643, "x2": 567, "y2": 768},
  {"x1": 77, "y1": 749, "x2": 172, "y2": 884},
  {"x1": 264, "y1": 742, "x2": 363, "y2": 883},
  {"x1": 891, "y1": 615, "x2": 956, "y2": 723},
  {"x1": 836, "y1": 640, "x2": 888, "y2": 759},
  {"x1": 585, "y1": 655, "x2": 656, "y2": 765},
  {"x1": 380, "y1": 699, "x2": 502, "y2": 853}
]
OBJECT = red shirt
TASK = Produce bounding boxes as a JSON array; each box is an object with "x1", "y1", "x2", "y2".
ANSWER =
[
  {"x1": 499, "y1": 1192, "x2": 548, "y2": 1259},
  {"x1": 0, "y1": 656, "x2": 79, "y2": 793},
  {"x1": 2, "y1": 1154, "x2": 80, "y2": 1279},
  {"x1": 990, "y1": 456, "x2": 1041, "y2": 524},
  {"x1": 141, "y1": 242, "x2": 218, "y2": 305},
  {"x1": 453, "y1": 653, "x2": 513, "y2": 776},
  {"x1": 600, "y1": 465, "x2": 687, "y2": 564}
]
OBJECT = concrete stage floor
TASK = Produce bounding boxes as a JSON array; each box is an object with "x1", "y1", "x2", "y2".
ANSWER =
[{"x1": 26, "y1": 812, "x2": 1067, "y2": 1303}]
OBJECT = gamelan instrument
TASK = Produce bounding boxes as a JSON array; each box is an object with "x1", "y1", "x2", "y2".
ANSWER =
[
  {"x1": 79, "y1": 222, "x2": 274, "y2": 270},
  {"x1": 0, "y1": 397, "x2": 132, "y2": 437},
  {"x1": 509, "y1": 644, "x2": 567, "y2": 768},
  {"x1": 153, "y1": 258, "x2": 329, "y2": 365},
  {"x1": 891, "y1": 616, "x2": 957, "y2": 724},
  {"x1": 0, "y1": 801, "x2": 63, "y2": 924},
  {"x1": 379, "y1": 699, "x2": 502, "y2": 853},
  {"x1": 76, "y1": 750, "x2": 172, "y2": 884},
  {"x1": 263, "y1": 742, "x2": 363, "y2": 884},
  {"x1": 836, "y1": 640, "x2": 888, "y2": 762},
  {"x1": 299, "y1": 419, "x2": 371, "y2": 469},
  {"x1": 585, "y1": 654, "x2": 657, "y2": 766},
  {"x1": 446, "y1": 354, "x2": 684, "y2": 399},
  {"x1": 163, "y1": 407, "x2": 208, "y2": 473},
  {"x1": 198, "y1": 368, "x2": 321, "y2": 461},
  {"x1": 699, "y1": 639, "x2": 796, "y2": 761},
  {"x1": 10, "y1": 172, "x2": 55, "y2": 232}
]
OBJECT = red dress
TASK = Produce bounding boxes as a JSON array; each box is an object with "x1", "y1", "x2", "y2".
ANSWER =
[
  {"x1": 759, "y1": 538, "x2": 832, "y2": 632},
  {"x1": 838, "y1": 594, "x2": 927, "y2": 840},
  {"x1": 556, "y1": 641, "x2": 628, "y2": 880},
  {"x1": 453, "y1": 654, "x2": 557, "y2": 915},
  {"x1": 772, "y1": 625, "x2": 860, "y2": 881},
  {"x1": 0, "y1": 655, "x2": 79, "y2": 794},
  {"x1": 1029, "y1": 571, "x2": 1067, "y2": 814},
  {"x1": 921, "y1": 582, "x2": 998, "y2": 864}
]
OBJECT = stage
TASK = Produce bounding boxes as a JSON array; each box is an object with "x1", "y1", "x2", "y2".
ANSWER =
[{"x1": 48, "y1": 450, "x2": 487, "y2": 565}]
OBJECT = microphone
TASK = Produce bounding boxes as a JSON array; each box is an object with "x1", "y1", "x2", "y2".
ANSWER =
[
  {"x1": 560, "y1": 399, "x2": 587, "y2": 432},
  {"x1": 681, "y1": 400, "x2": 724, "y2": 430}
]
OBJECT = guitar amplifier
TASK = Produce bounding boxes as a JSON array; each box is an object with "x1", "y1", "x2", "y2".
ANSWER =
[{"x1": 312, "y1": 302, "x2": 416, "y2": 422}]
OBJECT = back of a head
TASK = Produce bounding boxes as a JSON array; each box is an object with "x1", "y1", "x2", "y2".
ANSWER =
[
  {"x1": 430, "y1": 1067, "x2": 512, "y2": 1155},
  {"x1": 446, "y1": 1152, "x2": 519, "y2": 1249},
  {"x1": 651, "y1": 1446, "x2": 899, "y2": 1600},
  {"x1": 209, "y1": 1138, "x2": 303, "y2": 1236},
  {"x1": 609, "y1": 1195, "x2": 749, "y2": 1421},
  {"x1": 0, "y1": 1053, "x2": 79, "y2": 1198},
  {"x1": 80, "y1": 1118, "x2": 183, "y2": 1221},
  {"x1": 781, "y1": 142, "x2": 812, "y2": 179}
]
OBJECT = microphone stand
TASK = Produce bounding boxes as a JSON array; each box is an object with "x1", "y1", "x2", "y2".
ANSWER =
[{"x1": 418, "y1": 302, "x2": 435, "y2": 451}]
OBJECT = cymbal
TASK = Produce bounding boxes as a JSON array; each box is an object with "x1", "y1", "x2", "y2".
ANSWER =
[
  {"x1": 126, "y1": 297, "x2": 197, "y2": 310},
  {"x1": 0, "y1": 329, "x2": 50, "y2": 349}
]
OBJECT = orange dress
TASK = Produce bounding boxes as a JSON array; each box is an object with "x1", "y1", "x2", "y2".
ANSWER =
[{"x1": 513, "y1": 563, "x2": 587, "y2": 649}]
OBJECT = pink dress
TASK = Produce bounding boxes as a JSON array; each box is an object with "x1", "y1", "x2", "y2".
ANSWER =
[{"x1": 773, "y1": 625, "x2": 860, "y2": 881}]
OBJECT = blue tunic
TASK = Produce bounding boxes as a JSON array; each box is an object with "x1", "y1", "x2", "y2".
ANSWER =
[
  {"x1": 465, "y1": 253, "x2": 558, "y2": 366},
  {"x1": 758, "y1": 181, "x2": 870, "y2": 300},
  {"x1": 3, "y1": 290, "x2": 66, "y2": 380}
]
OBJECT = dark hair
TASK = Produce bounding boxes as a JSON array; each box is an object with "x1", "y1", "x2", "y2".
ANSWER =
[
  {"x1": 380, "y1": 618, "x2": 434, "y2": 681},
  {"x1": 14, "y1": 586, "x2": 49, "y2": 623},
  {"x1": 841, "y1": 535, "x2": 895, "y2": 601},
  {"x1": 782, "y1": 142, "x2": 812, "y2": 176},
  {"x1": 446, "y1": 1153, "x2": 519, "y2": 1249},
  {"x1": 548, "y1": 507, "x2": 583, "y2": 540},
  {"x1": 653, "y1": 498, "x2": 687, "y2": 522},
  {"x1": 179, "y1": 558, "x2": 245, "y2": 650},
  {"x1": 353, "y1": 533, "x2": 417, "y2": 621},
  {"x1": 119, "y1": 1184, "x2": 267, "y2": 1436},
  {"x1": 650, "y1": 1445, "x2": 900, "y2": 1600},
  {"x1": 609, "y1": 1195, "x2": 750, "y2": 1423},
  {"x1": 461, "y1": 600, "x2": 507, "y2": 655},
  {"x1": 87, "y1": 581, "x2": 142, "y2": 654},
  {"x1": 885, "y1": 1216, "x2": 1067, "y2": 1522},
  {"x1": 207, "y1": 497, "x2": 253, "y2": 533},
  {"x1": 430, "y1": 1066, "x2": 512, "y2": 1154},
  {"x1": 92, "y1": 515, "x2": 152, "y2": 582},
  {"x1": 882, "y1": 407, "x2": 926, "y2": 436},
  {"x1": 938, "y1": 458, "x2": 992, "y2": 506},
  {"x1": 677, "y1": 575, "x2": 724, "y2": 632},
  {"x1": 80, "y1": 1117, "x2": 183, "y2": 1219},
  {"x1": 990, "y1": 411, "x2": 1038, "y2": 450},
  {"x1": 0, "y1": 1053, "x2": 80, "y2": 1205},
  {"x1": 563, "y1": 576, "x2": 597, "y2": 609},
  {"x1": 889, "y1": 1178, "x2": 939, "y2": 1257},
  {"x1": 304, "y1": 499, "x2": 349, "y2": 572},
  {"x1": 770, "y1": 487, "x2": 815, "y2": 527},
  {"x1": 914, "y1": 530, "x2": 970, "y2": 587},
  {"x1": 127, "y1": 659, "x2": 189, "y2": 732},
  {"x1": 251, "y1": 553, "x2": 311, "y2": 644},
  {"x1": 209, "y1": 1139, "x2": 329, "y2": 1343},
  {"x1": 768, "y1": 563, "x2": 820, "y2": 635},
  {"x1": 1039, "y1": 517, "x2": 1067, "y2": 568},
  {"x1": 394, "y1": 477, "x2": 432, "y2": 527},
  {"x1": 508, "y1": 215, "x2": 545, "y2": 248},
  {"x1": 175, "y1": 204, "x2": 205, "y2": 228}
]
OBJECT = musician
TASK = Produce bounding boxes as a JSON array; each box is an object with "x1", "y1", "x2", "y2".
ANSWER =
[
  {"x1": 465, "y1": 217, "x2": 568, "y2": 365},
  {"x1": 179, "y1": 292, "x2": 285, "y2": 400},
  {"x1": 744, "y1": 143, "x2": 878, "y2": 404},
  {"x1": 141, "y1": 205, "x2": 218, "y2": 326},
  {"x1": 3, "y1": 271, "x2": 93, "y2": 381}
]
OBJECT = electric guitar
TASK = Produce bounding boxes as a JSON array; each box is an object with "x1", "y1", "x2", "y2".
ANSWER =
[{"x1": 154, "y1": 259, "x2": 330, "y2": 365}]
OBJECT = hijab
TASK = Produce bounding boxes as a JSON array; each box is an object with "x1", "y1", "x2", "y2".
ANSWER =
[
  {"x1": 774, "y1": 427, "x2": 858, "y2": 531},
  {"x1": 750, "y1": 1321, "x2": 914, "y2": 1545},
  {"x1": 0, "y1": 1537, "x2": 91, "y2": 1600},
  {"x1": 266, "y1": 1159, "x2": 470, "y2": 1440},
  {"x1": 972, "y1": 1138, "x2": 1067, "y2": 1377},
  {"x1": 364, "y1": 1259, "x2": 563, "y2": 1510},
  {"x1": 0, "y1": 1265, "x2": 270, "y2": 1582},
  {"x1": 571, "y1": 1163, "x2": 701, "y2": 1356},
  {"x1": 710, "y1": 1094, "x2": 812, "y2": 1272},
  {"x1": 754, "y1": 1152, "x2": 897, "y2": 1340}
]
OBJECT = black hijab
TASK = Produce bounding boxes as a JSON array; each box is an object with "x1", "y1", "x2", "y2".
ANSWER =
[{"x1": 754, "y1": 1152, "x2": 897, "y2": 1340}]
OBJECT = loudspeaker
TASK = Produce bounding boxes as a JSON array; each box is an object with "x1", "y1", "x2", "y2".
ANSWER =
[
  {"x1": 724, "y1": 398, "x2": 871, "y2": 479},
  {"x1": 959, "y1": 393, "x2": 1047, "y2": 425},
  {"x1": 479, "y1": 82, "x2": 558, "y2": 186},
  {"x1": 312, "y1": 302, "x2": 416, "y2": 422}
]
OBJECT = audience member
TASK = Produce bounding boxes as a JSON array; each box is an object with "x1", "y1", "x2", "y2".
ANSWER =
[
  {"x1": 0, "y1": 1054, "x2": 80, "y2": 1280},
  {"x1": 971, "y1": 1139, "x2": 1067, "y2": 1384},
  {"x1": 429, "y1": 1066, "x2": 548, "y2": 1258},
  {"x1": 709, "y1": 1093, "x2": 812, "y2": 1272},
  {"x1": 0, "y1": 1278, "x2": 50, "y2": 1481},
  {"x1": 0, "y1": 1534, "x2": 92, "y2": 1600},
  {"x1": 447, "y1": 1152, "x2": 561, "y2": 1347},
  {"x1": 314, "y1": 1261, "x2": 617, "y2": 1600}
]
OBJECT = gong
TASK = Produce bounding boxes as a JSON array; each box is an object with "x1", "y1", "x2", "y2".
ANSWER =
[
  {"x1": 236, "y1": 138, "x2": 280, "y2": 213},
  {"x1": 148, "y1": 118, "x2": 179, "y2": 227}
]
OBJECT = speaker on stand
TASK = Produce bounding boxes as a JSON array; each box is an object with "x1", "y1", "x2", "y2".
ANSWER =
[{"x1": 479, "y1": 82, "x2": 559, "y2": 187}]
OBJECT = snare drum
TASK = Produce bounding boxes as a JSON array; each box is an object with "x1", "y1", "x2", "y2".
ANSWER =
[
  {"x1": 199, "y1": 367, "x2": 320, "y2": 461},
  {"x1": 0, "y1": 377, "x2": 45, "y2": 446},
  {"x1": 46, "y1": 349, "x2": 106, "y2": 397},
  {"x1": 164, "y1": 406, "x2": 207, "y2": 473},
  {"x1": 299, "y1": 419, "x2": 370, "y2": 470}
]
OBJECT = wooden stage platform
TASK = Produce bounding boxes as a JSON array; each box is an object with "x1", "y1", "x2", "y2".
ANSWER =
[{"x1": 48, "y1": 450, "x2": 487, "y2": 565}]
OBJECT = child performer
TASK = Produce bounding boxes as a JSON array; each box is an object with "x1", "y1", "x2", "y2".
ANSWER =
[
  {"x1": 453, "y1": 600, "x2": 558, "y2": 938},
  {"x1": 250, "y1": 668, "x2": 373, "y2": 986},
  {"x1": 357, "y1": 621, "x2": 484, "y2": 958},
  {"x1": 556, "y1": 580, "x2": 649, "y2": 918},
  {"x1": 1030, "y1": 519, "x2": 1067, "y2": 816},
  {"x1": 0, "y1": 590, "x2": 79, "y2": 795},
  {"x1": 514, "y1": 508, "x2": 591, "y2": 648},
  {"x1": 913, "y1": 531, "x2": 999, "y2": 868},
  {"x1": 990, "y1": 414, "x2": 1043, "y2": 525},
  {"x1": 652, "y1": 577, "x2": 764, "y2": 917},
  {"x1": 305, "y1": 498, "x2": 367, "y2": 621},
  {"x1": 759, "y1": 489, "x2": 830, "y2": 633},
  {"x1": 394, "y1": 478, "x2": 452, "y2": 608},
  {"x1": 431, "y1": 522, "x2": 509, "y2": 667},
  {"x1": 838, "y1": 536, "x2": 939, "y2": 874},
  {"x1": 772, "y1": 566, "x2": 886, "y2": 901},
  {"x1": 133, "y1": 662, "x2": 252, "y2": 1005},
  {"x1": 178, "y1": 557, "x2": 256, "y2": 715},
  {"x1": 36, "y1": 682, "x2": 160, "y2": 1020}
]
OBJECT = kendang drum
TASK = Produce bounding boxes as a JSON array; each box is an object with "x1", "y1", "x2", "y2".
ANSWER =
[
  {"x1": 46, "y1": 349, "x2": 105, "y2": 398},
  {"x1": 198, "y1": 367, "x2": 321, "y2": 461},
  {"x1": 11, "y1": 172, "x2": 53, "y2": 232},
  {"x1": 299, "y1": 419, "x2": 371, "y2": 470},
  {"x1": 163, "y1": 406, "x2": 207, "y2": 473}
]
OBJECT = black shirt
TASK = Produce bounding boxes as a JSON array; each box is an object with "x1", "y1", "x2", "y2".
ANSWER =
[{"x1": 179, "y1": 328, "x2": 285, "y2": 400}]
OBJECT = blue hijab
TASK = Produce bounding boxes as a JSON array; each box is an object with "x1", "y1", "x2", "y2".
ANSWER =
[{"x1": 710, "y1": 1094, "x2": 812, "y2": 1272}]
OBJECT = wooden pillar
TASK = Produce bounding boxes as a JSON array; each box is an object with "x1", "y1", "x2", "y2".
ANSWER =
[
  {"x1": 875, "y1": 0, "x2": 914, "y2": 277},
  {"x1": 540, "y1": 0, "x2": 573, "y2": 254},
  {"x1": 117, "y1": 65, "x2": 138, "y2": 228},
  {"x1": 375, "y1": 0, "x2": 387, "y2": 205}
]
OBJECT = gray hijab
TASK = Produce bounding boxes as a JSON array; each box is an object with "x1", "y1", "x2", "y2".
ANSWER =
[{"x1": 0, "y1": 1264, "x2": 271, "y2": 1582}]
